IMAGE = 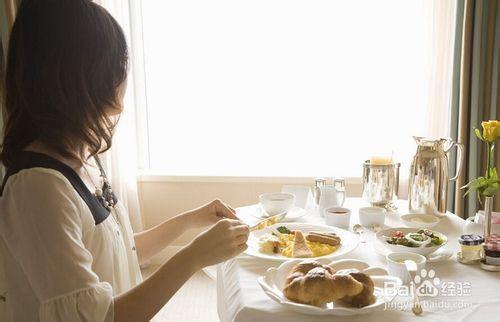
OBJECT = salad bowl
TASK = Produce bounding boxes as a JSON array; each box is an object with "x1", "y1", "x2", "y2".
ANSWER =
[{"x1": 376, "y1": 227, "x2": 448, "y2": 256}]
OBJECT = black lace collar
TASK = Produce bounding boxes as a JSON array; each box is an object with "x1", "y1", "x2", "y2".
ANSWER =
[{"x1": 0, "y1": 151, "x2": 117, "y2": 225}]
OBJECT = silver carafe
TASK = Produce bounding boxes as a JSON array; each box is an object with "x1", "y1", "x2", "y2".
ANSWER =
[{"x1": 408, "y1": 137, "x2": 464, "y2": 215}]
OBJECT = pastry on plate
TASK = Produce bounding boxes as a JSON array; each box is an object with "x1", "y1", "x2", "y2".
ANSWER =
[
  {"x1": 336, "y1": 271, "x2": 376, "y2": 308},
  {"x1": 282, "y1": 260, "x2": 376, "y2": 308}
]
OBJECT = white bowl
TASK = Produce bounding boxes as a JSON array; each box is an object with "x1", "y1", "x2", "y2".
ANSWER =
[
  {"x1": 259, "y1": 192, "x2": 296, "y2": 216},
  {"x1": 324, "y1": 207, "x2": 351, "y2": 229},
  {"x1": 401, "y1": 213, "x2": 440, "y2": 228},
  {"x1": 376, "y1": 227, "x2": 448, "y2": 256},
  {"x1": 358, "y1": 207, "x2": 386, "y2": 228},
  {"x1": 386, "y1": 252, "x2": 426, "y2": 284},
  {"x1": 257, "y1": 258, "x2": 402, "y2": 316}
]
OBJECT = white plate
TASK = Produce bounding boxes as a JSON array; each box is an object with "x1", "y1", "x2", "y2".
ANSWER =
[
  {"x1": 400, "y1": 213, "x2": 440, "y2": 228},
  {"x1": 375, "y1": 227, "x2": 448, "y2": 256},
  {"x1": 246, "y1": 222, "x2": 359, "y2": 261},
  {"x1": 258, "y1": 258, "x2": 402, "y2": 316},
  {"x1": 253, "y1": 205, "x2": 308, "y2": 221}
]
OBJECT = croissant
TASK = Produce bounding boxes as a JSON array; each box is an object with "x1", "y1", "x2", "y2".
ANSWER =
[
  {"x1": 282, "y1": 260, "x2": 375, "y2": 308},
  {"x1": 336, "y1": 270, "x2": 376, "y2": 308}
]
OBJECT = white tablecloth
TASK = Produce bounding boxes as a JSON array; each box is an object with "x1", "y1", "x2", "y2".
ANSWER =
[{"x1": 217, "y1": 199, "x2": 500, "y2": 322}]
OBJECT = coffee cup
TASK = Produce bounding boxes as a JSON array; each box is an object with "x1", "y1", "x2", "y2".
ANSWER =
[
  {"x1": 259, "y1": 192, "x2": 295, "y2": 216},
  {"x1": 324, "y1": 207, "x2": 351, "y2": 229}
]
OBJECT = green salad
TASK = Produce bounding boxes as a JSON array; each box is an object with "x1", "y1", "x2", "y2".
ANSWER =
[
  {"x1": 276, "y1": 226, "x2": 291, "y2": 234},
  {"x1": 385, "y1": 229, "x2": 445, "y2": 248}
]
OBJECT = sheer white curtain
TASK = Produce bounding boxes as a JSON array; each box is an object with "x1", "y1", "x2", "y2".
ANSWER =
[
  {"x1": 95, "y1": 0, "x2": 144, "y2": 232},
  {"x1": 423, "y1": 0, "x2": 457, "y2": 138}
]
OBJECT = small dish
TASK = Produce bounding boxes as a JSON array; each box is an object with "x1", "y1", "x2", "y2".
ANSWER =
[
  {"x1": 253, "y1": 206, "x2": 307, "y2": 221},
  {"x1": 359, "y1": 207, "x2": 386, "y2": 228},
  {"x1": 401, "y1": 214, "x2": 440, "y2": 228},
  {"x1": 324, "y1": 207, "x2": 351, "y2": 229},
  {"x1": 259, "y1": 192, "x2": 295, "y2": 216},
  {"x1": 479, "y1": 259, "x2": 500, "y2": 272}
]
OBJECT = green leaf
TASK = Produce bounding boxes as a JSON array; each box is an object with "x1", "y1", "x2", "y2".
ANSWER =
[
  {"x1": 474, "y1": 128, "x2": 484, "y2": 141},
  {"x1": 489, "y1": 167, "x2": 498, "y2": 180},
  {"x1": 462, "y1": 176, "x2": 500, "y2": 198},
  {"x1": 483, "y1": 186, "x2": 499, "y2": 196},
  {"x1": 463, "y1": 186, "x2": 474, "y2": 197},
  {"x1": 461, "y1": 178, "x2": 481, "y2": 189}
]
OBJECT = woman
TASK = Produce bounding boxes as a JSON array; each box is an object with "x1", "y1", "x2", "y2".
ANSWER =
[{"x1": 0, "y1": 1, "x2": 249, "y2": 321}]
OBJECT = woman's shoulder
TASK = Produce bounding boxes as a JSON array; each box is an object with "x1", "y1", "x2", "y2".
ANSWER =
[
  {"x1": 0, "y1": 167, "x2": 84, "y2": 215},
  {"x1": 1, "y1": 167, "x2": 75, "y2": 196},
  {"x1": 0, "y1": 167, "x2": 91, "y2": 232}
]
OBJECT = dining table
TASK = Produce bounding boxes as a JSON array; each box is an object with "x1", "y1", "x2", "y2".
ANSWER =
[{"x1": 216, "y1": 198, "x2": 500, "y2": 322}]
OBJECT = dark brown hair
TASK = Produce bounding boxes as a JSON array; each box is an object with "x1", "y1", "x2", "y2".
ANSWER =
[{"x1": 0, "y1": 0, "x2": 128, "y2": 168}]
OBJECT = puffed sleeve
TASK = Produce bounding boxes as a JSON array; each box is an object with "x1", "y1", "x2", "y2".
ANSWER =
[{"x1": 0, "y1": 169, "x2": 114, "y2": 322}]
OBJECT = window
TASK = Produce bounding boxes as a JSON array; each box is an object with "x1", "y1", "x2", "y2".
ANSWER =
[{"x1": 139, "y1": 0, "x2": 457, "y2": 177}]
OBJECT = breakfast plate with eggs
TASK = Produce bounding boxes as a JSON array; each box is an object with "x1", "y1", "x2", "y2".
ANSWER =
[{"x1": 245, "y1": 223, "x2": 359, "y2": 261}]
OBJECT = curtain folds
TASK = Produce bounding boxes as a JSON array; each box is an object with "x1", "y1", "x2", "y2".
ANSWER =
[
  {"x1": 0, "y1": 0, "x2": 20, "y2": 176},
  {"x1": 0, "y1": 2, "x2": 19, "y2": 321},
  {"x1": 451, "y1": 0, "x2": 500, "y2": 217},
  {"x1": 94, "y1": 0, "x2": 144, "y2": 233}
]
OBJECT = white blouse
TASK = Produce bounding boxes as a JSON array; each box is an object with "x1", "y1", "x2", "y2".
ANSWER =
[{"x1": 0, "y1": 163, "x2": 142, "y2": 321}]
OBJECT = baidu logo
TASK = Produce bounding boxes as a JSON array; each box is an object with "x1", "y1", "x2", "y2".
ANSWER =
[{"x1": 414, "y1": 268, "x2": 440, "y2": 297}]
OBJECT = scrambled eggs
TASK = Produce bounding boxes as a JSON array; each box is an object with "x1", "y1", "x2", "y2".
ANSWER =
[{"x1": 279, "y1": 233, "x2": 339, "y2": 258}]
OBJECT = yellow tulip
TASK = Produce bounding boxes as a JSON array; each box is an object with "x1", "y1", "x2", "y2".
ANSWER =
[{"x1": 481, "y1": 120, "x2": 500, "y2": 142}]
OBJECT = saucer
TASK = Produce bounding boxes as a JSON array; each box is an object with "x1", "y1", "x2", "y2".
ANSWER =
[{"x1": 253, "y1": 205, "x2": 308, "y2": 221}]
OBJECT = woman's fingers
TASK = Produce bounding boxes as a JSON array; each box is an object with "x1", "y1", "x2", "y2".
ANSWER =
[
  {"x1": 234, "y1": 243, "x2": 248, "y2": 255},
  {"x1": 232, "y1": 234, "x2": 249, "y2": 246},
  {"x1": 214, "y1": 200, "x2": 239, "y2": 220},
  {"x1": 231, "y1": 224, "x2": 250, "y2": 237}
]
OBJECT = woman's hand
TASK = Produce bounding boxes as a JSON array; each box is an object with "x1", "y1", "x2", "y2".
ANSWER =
[
  {"x1": 189, "y1": 219, "x2": 249, "y2": 268},
  {"x1": 185, "y1": 199, "x2": 239, "y2": 228},
  {"x1": 116, "y1": 218, "x2": 249, "y2": 322}
]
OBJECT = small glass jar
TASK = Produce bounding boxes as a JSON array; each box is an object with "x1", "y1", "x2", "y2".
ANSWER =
[
  {"x1": 484, "y1": 234, "x2": 500, "y2": 266},
  {"x1": 313, "y1": 178, "x2": 327, "y2": 207},
  {"x1": 458, "y1": 234, "x2": 484, "y2": 263}
]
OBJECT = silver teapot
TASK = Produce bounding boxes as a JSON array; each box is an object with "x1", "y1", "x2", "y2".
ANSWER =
[{"x1": 408, "y1": 137, "x2": 464, "y2": 215}]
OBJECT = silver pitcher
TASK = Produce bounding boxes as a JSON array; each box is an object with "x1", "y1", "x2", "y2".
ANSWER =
[{"x1": 408, "y1": 137, "x2": 464, "y2": 215}]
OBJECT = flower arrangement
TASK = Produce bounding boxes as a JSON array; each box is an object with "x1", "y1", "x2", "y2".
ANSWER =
[{"x1": 462, "y1": 120, "x2": 500, "y2": 201}]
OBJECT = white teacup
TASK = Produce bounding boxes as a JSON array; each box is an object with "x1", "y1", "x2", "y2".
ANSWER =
[
  {"x1": 359, "y1": 206, "x2": 386, "y2": 228},
  {"x1": 386, "y1": 252, "x2": 426, "y2": 284},
  {"x1": 324, "y1": 207, "x2": 351, "y2": 229},
  {"x1": 259, "y1": 192, "x2": 295, "y2": 216}
]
